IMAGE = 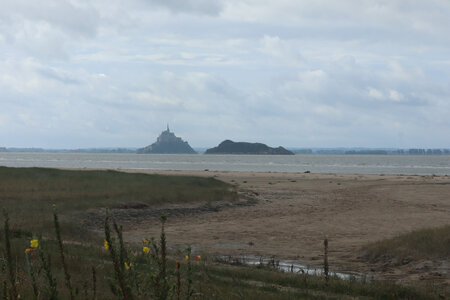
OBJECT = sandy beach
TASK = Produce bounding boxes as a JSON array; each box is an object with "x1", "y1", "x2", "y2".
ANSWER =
[{"x1": 119, "y1": 170, "x2": 450, "y2": 283}]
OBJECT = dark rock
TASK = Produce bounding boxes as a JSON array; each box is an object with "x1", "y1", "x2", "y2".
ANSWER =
[
  {"x1": 356, "y1": 250, "x2": 368, "y2": 259},
  {"x1": 205, "y1": 140, "x2": 294, "y2": 155},
  {"x1": 112, "y1": 202, "x2": 149, "y2": 209},
  {"x1": 414, "y1": 261, "x2": 433, "y2": 270},
  {"x1": 401, "y1": 257, "x2": 412, "y2": 265}
]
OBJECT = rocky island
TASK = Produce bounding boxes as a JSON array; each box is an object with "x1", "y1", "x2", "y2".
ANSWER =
[
  {"x1": 137, "y1": 125, "x2": 196, "y2": 154},
  {"x1": 205, "y1": 140, "x2": 294, "y2": 155}
]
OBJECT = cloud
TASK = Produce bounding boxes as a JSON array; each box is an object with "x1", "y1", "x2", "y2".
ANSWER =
[
  {"x1": 37, "y1": 67, "x2": 80, "y2": 85},
  {"x1": 388, "y1": 90, "x2": 404, "y2": 102},
  {"x1": 0, "y1": 0, "x2": 99, "y2": 59},
  {"x1": 368, "y1": 87, "x2": 384, "y2": 100},
  {"x1": 259, "y1": 35, "x2": 305, "y2": 65},
  {"x1": 367, "y1": 88, "x2": 406, "y2": 103},
  {"x1": 0, "y1": 0, "x2": 98, "y2": 37},
  {"x1": 144, "y1": 0, "x2": 224, "y2": 15}
]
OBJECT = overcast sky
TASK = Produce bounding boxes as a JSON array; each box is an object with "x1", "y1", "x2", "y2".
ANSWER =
[{"x1": 1, "y1": 0, "x2": 449, "y2": 149}]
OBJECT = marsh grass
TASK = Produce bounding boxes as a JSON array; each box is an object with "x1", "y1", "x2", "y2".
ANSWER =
[
  {"x1": 0, "y1": 214, "x2": 443, "y2": 299},
  {"x1": 0, "y1": 166, "x2": 237, "y2": 239},
  {"x1": 362, "y1": 225, "x2": 450, "y2": 263},
  {"x1": 323, "y1": 238, "x2": 329, "y2": 288},
  {"x1": 196, "y1": 262, "x2": 438, "y2": 300}
]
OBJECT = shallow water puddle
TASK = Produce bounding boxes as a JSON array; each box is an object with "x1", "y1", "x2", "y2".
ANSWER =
[{"x1": 215, "y1": 254, "x2": 361, "y2": 280}]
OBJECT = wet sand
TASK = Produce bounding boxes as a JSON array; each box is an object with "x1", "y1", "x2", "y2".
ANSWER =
[{"x1": 121, "y1": 170, "x2": 450, "y2": 283}]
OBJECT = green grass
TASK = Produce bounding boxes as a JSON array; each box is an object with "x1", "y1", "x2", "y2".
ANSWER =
[
  {"x1": 361, "y1": 225, "x2": 450, "y2": 262},
  {"x1": 0, "y1": 166, "x2": 237, "y2": 238},
  {"x1": 0, "y1": 167, "x2": 236, "y2": 209},
  {"x1": 3, "y1": 236, "x2": 113, "y2": 299},
  {"x1": 3, "y1": 233, "x2": 439, "y2": 300},
  {"x1": 192, "y1": 262, "x2": 438, "y2": 300}
]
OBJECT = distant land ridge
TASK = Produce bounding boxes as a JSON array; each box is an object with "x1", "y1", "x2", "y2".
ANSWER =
[
  {"x1": 205, "y1": 140, "x2": 294, "y2": 155},
  {"x1": 137, "y1": 125, "x2": 196, "y2": 154}
]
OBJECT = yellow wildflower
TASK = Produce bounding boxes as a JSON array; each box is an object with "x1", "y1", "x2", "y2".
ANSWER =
[
  {"x1": 143, "y1": 239, "x2": 148, "y2": 245},
  {"x1": 104, "y1": 240, "x2": 109, "y2": 250},
  {"x1": 185, "y1": 255, "x2": 189, "y2": 261},
  {"x1": 124, "y1": 262, "x2": 132, "y2": 270},
  {"x1": 30, "y1": 239, "x2": 39, "y2": 248},
  {"x1": 194, "y1": 255, "x2": 201, "y2": 261},
  {"x1": 143, "y1": 246, "x2": 150, "y2": 254},
  {"x1": 25, "y1": 248, "x2": 33, "y2": 254}
]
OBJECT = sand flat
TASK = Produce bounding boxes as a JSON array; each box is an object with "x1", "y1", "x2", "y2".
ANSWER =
[{"x1": 122, "y1": 170, "x2": 450, "y2": 280}]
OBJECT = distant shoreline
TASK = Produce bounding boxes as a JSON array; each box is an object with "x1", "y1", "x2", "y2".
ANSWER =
[
  {"x1": 1, "y1": 147, "x2": 450, "y2": 155},
  {"x1": 0, "y1": 152, "x2": 449, "y2": 176}
]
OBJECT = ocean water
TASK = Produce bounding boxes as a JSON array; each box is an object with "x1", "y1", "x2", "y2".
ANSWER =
[{"x1": 0, "y1": 153, "x2": 449, "y2": 175}]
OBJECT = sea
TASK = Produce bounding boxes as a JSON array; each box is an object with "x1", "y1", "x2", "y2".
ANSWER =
[{"x1": 0, "y1": 153, "x2": 449, "y2": 175}]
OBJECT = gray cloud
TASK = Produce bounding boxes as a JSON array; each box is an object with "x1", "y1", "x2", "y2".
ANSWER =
[
  {"x1": 0, "y1": 0, "x2": 98, "y2": 37},
  {"x1": 144, "y1": 0, "x2": 224, "y2": 15},
  {"x1": 37, "y1": 67, "x2": 80, "y2": 85},
  {"x1": 0, "y1": 0, "x2": 99, "y2": 59}
]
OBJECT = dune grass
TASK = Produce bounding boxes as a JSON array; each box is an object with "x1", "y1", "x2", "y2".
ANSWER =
[
  {"x1": 362, "y1": 225, "x2": 450, "y2": 263},
  {"x1": 2, "y1": 218, "x2": 439, "y2": 300},
  {"x1": 192, "y1": 262, "x2": 437, "y2": 300},
  {"x1": 0, "y1": 166, "x2": 236, "y2": 209},
  {"x1": 0, "y1": 166, "x2": 237, "y2": 239}
]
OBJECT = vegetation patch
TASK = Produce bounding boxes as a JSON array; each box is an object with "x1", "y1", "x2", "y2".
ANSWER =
[
  {"x1": 361, "y1": 225, "x2": 450, "y2": 264},
  {"x1": 1, "y1": 211, "x2": 442, "y2": 299},
  {"x1": 0, "y1": 166, "x2": 238, "y2": 240}
]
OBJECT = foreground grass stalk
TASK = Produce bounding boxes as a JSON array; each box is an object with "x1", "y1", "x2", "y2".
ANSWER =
[
  {"x1": 3, "y1": 213, "x2": 18, "y2": 300},
  {"x1": 185, "y1": 247, "x2": 193, "y2": 300},
  {"x1": 39, "y1": 249, "x2": 58, "y2": 300},
  {"x1": 148, "y1": 237, "x2": 161, "y2": 297},
  {"x1": 1, "y1": 261, "x2": 8, "y2": 300},
  {"x1": 105, "y1": 211, "x2": 133, "y2": 300},
  {"x1": 324, "y1": 238, "x2": 329, "y2": 288},
  {"x1": 92, "y1": 266, "x2": 97, "y2": 300},
  {"x1": 53, "y1": 209, "x2": 74, "y2": 300},
  {"x1": 176, "y1": 262, "x2": 181, "y2": 300},
  {"x1": 25, "y1": 252, "x2": 39, "y2": 299},
  {"x1": 159, "y1": 214, "x2": 168, "y2": 300},
  {"x1": 2, "y1": 279, "x2": 7, "y2": 300},
  {"x1": 83, "y1": 280, "x2": 89, "y2": 300},
  {"x1": 113, "y1": 221, "x2": 140, "y2": 298},
  {"x1": 113, "y1": 221, "x2": 128, "y2": 275}
]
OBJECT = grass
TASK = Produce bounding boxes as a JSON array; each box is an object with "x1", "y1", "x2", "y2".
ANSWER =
[
  {"x1": 3, "y1": 229, "x2": 439, "y2": 300},
  {"x1": 0, "y1": 167, "x2": 236, "y2": 208},
  {"x1": 361, "y1": 225, "x2": 450, "y2": 263},
  {"x1": 0, "y1": 166, "x2": 446, "y2": 299},
  {"x1": 0, "y1": 166, "x2": 237, "y2": 239},
  {"x1": 194, "y1": 262, "x2": 439, "y2": 300}
]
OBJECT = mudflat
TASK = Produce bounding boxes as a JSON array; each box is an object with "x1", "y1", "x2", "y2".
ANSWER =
[{"x1": 122, "y1": 170, "x2": 450, "y2": 282}]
